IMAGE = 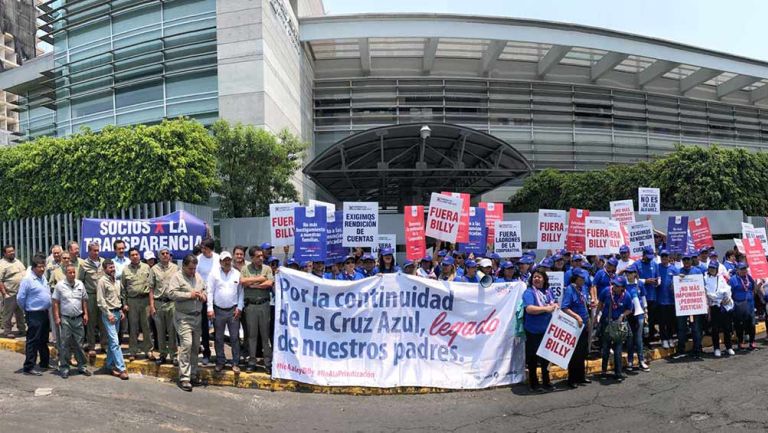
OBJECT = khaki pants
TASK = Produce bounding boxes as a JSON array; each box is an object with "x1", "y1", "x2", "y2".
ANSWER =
[
  {"x1": 1, "y1": 293, "x2": 25, "y2": 335},
  {"x1": 86, "y1": 293, "x2": 106, "y2": 350},
  {"x1": 127, "y1": 296, "x2": 151, "y2": 355},
  {"x1": 153, "y1": 301, "x2": 176, "y2": 357},
  {"x1": 244, "y1": 302, "x2": 272, "y2": 368},
  {"x1": 175, "y1": 311, "x2": 200, "y2": 382},
  {"x1": 59, "y1": 315, "x2": 88, "y2": 371}
]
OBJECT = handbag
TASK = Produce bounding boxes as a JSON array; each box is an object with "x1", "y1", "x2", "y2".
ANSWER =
[{"x1": 606, "y1": 294, "x2": 630, "y2": 343}]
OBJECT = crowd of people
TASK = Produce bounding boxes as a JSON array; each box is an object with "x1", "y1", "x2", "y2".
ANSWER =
[{"x1": 1, "y1": 233, "x2": 766, "y2": 393}]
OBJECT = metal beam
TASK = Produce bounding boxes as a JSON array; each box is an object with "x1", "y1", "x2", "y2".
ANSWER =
[
  {"x1": 422, "y1": 37, "x2": 439, "y2": 74},
  {"x1": 537, "y1": 45, "x2": 571, "y2": 77},
  {"x1": 590, "y1": 52, "x2": 628, "y2": 81},
  {"x1": 679, "y1": 67, "x2": 721, "y2": 93},
  {"x1": 480, "y1": 39, "x2": 507, "y2": 76},
  {"x1": 750, "y1": 85, "x2": 768, "y2": 103},
  {"x1": 637, "y1": 60, "x2": 678, "y2": 87},
  {"x1": 717, "y1": 74, "x2": 761, "y2": 98},
  {"x1": 359, "y1": 38, "x2": 370, "y2": 75}
]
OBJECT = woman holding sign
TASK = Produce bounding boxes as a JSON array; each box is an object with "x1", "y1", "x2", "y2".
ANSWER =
[
  {"x1": 523, "y1": 269, "x2": 558, "y2": 392},
  {"x1": 597, "y1": 277, "x2": 633, "y2": 382},
  {"x1": 561, "y1": 269, "x2": 591, "y2": 388},
  {"x1": 624, "y1": 265, "x2": 650, "y2": 372},
  {"x1": 729, "y1": 263, "x2": 760, "y2": 351}
]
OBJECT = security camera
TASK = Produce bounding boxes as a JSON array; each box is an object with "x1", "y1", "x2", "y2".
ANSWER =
[{"x1": 420, "y1": 125, "x2": 431, "y2": 140}]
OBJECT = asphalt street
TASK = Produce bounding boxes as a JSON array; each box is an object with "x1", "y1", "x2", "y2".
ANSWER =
[{"x1": 1, "y1": 345, "x2": 767, "y2": 433}]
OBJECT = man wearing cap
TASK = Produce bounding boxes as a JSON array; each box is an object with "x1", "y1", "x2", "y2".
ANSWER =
[
  {"x1": 240, "y1": 245, "x2": 274, "y2": 373},
  {"x1": 656, "y1": 250, "x2": 677, "y2": 349},
  {"x1": 402, "y1": 260, "x2": 416, "y2": 276},
  {"x1": 267, "y1": 256, "x2": 281, "y2": 276},
  {"x1": 729, "y1": 262, "x2": 760, "y2": 351},
  {"x1": 460, "y1": 260, "x2": 480, "y2": 283},
  {"x1": 144, "y1": 251, "x2": 157, "y2": 268},
  {"x1": 285, "y1": 258, "x2": 300, "y2": 271},
  {"x1": 672, "y1": 252, "x2": 704, "y2": 360},
  {"x1": 207, "y1": 251, "x2": 243, "y2": 373},
  {"x1": 360, "y1": 254, "x2": 378, "y2": 277},
  {"x1": 149, "y1": 248, "x2": 179, "y2": 365},
  {"x1": 122, "y1": 247, "x2": 153, "y2": 361},
  {"x1": 495, "y1": 261, "x2": 516, "y2": 282},
  {"x1": 704, "y1": 260, "x2": 734, "y2": 357},
  {"x1": 616, "y1": 245, "x2": 635, "y2": 275},
  {"x1": 636, "y1": 247, "x2": 660, "y2": 342},
  {"x1": 477, "y1": 258, "x2": 493, "y2": 280},
  {"x1": 260, "y1": 243, "x2": 275, "y2": 261},
  {"x1": 417, "y1": 256, "x2": 434, "y2": 279}
]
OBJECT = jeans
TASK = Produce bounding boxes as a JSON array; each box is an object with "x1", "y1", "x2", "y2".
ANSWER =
[
  {"x1": 101, "y1": 309, "x2": 126, "y2": 372},
  {"x1": 601, "y1": 321, "x2": 623, "y2": 376},
  {"x1": 627, "y1": 314, "x2": 645, "y2": 365},
  {"x1": 676, "y1": 314, "x2": 704, "y2": 354}
]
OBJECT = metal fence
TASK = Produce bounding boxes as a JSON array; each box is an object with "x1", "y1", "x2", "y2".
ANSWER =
[{"x1": 0, "y1": 201, "x2": 214, "y2": 264}]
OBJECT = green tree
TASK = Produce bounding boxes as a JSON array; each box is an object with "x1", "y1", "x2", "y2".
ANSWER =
[{"x1": 213, "y1": 120, "x2": 308, "y2": 217}]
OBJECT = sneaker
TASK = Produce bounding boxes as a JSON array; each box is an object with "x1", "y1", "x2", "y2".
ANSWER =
[
  {"x1": 23, "y1": 369, "x2": 42, "y2": 376},
  {"x1": 662, "y1": 340, "x2": 670, "y2": 349},
  {"x1": 714, "y1": 349, "x2": 721, "y2": 358},
  {"x1": 727, "y1": 348, "x2": 736, "y2": 356},
  {"x1": 639, "y1": 361, "x2": 650, "y2": 371},
  {"x1": 672, "y1": 352, "x2": 687, "y2": 360},
  {"x1": 60, "y1": 370, "x2": 69, "y2": 379},
  {"x1": 613, "y1": 374, "x2": 624, "y2": 382},
  {"x1": 625, "y1": 365, "x2": 635, "y2": 372},
  {"x1": 78, "y1": 368, "x2": 92, "y2": 377},
  {"x1": 179, "y1": 380, "x2": 192, "y2": 392}
]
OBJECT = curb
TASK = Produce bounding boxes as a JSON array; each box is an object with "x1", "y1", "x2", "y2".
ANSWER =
[{"x1": 1, "y1": 321, "x2": 763, "y2": 394}]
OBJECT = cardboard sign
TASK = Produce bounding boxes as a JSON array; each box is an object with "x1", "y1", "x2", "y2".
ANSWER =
[
  {"x1": 755, "y1": 227, "x2": 768, "y2": 250},
  {"x1": 309, "y1": 199, "x2": 335, "y2": 223},
  {"x1": 638, "y1": 187, "x2": 660, "y2": 215},
  {"x1": 673, "y1": 274, "x2": 708, "y2": 316},
  {"x1": 566, "y1": 208, "x2": 590, "y2": 252},
  {"x1": 269, "y1": 202, "x2": 298, "y2": 247},
  {"x1": 688, "y1": 217, "x2": 714, "y2": 249},
  {"x1": 627, "y1": 220, "x2": 655, "y2": 257},
  {"x1": 342, "y1": 202, "x2": 378, "y2": 247},
  {"x1": 494, "y1": 221, "x2": 522, "y2": 257},
  {"x1": 326, "y1": 211, "x2": 345, "y2": 263},
  {"x1": 733, "y1": 238, "x2": 745, "y2": 254},
  {"x1": 479, "y1": 202, "x2": 504, "y2": 247},
  {"x1": 536, "y1": 310, "x2": 584, "y2": 370},
  {"x1": 460, "y1": 207, "x2": 487, "y2": 257},
  {"x1": 426, "y1": 193, "x2": 462, "y2": 243},
  {"x1": 743, "y1": 237, "x2": 768, "y2": 279},
  {"x1": 742, "y1": 222, "x2": 757, "y2": 240},
  {"x1": 442, "y1": 192, "x2": 470, "y2": 243},
  {"x1": 294, "y1": 206, "x2": 327, "y2": 262},
  {"x1": 585, "y1": 217, "x2": 622, "y2": 256},
  {"x1": 371, "y1": 234, "x2": 396, "y2": 256},
  {"x1": 404, "y1": 206, "x2": 426, "y2": 261},
  {"x1": 547, "y1": 271, "x2": 565, "y2": 304},
  {"x1": 537, "y1": 209, "x2": 567, "y2": 250},
  {"x1": 667, "y1": 216, "x2": 689, "y2": 254},
  {"x1": 610, "y1": 199, "x2": 636, "y2": 226}
]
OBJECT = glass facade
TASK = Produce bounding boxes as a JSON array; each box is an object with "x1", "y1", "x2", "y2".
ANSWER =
[{"x1": 19, "y1": 0, "x2": 218, "y2": 140}]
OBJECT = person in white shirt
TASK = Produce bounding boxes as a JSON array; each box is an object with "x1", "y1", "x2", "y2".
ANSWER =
[
  {"x1": 207, "y1": 251, "x2": 243, "y2": 373},
  {"x1": 616, "y1": 245, "x2": 635, "y2": 275},
  {"x1": 196, "y1": 238, "x2": 219, "y2": 364},
  {"x1": 704, "y1": 261, "x2": 734, "y2": 357}
]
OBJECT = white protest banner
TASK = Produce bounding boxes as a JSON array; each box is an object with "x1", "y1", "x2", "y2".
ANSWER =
[
  {"x1": 610, "y1": 199, "x2": 635, "y2": 226},
  {"x1": 638, "y1": 188, "x2": 660, "y2": 215},
  {"x1": 309, "y1": 199, "x2": 336, "y2": 223},
  {"x1": 274, "y1": 267, "x2": 527, "y2": 388},
  {"x1": 546, "y1": 271, "x2": 565, "y2": 304},
  {"x1": 494, "y1": 221, "x2": 522, "y2": 257},
  {"x1": 426, "y1": 193, "x2": 462, "y2": 243},
  {"x1": 627, "y1": 220, "x2": 655, "y2": 257},
  {"x1": 585, "y1": 217, "x2": 622, "y2": 256},
  {"x1": 536, "y1": 309, "x2": 584, "y2": 370},
  {"x1": 742, "y1": 222, "x2": 756, "y2": 240},
  {"x1": 371, "y1": 234, "x2": 396, "y2": 256},
  {"x1": 755, "y1": 227, "x2": 768, "y2": 250},
  {"x1": 537, "y1": 209, "x2": 567, "y2": 250},
  {"x1": 342, "y1": 202, "x2": 378, "y2": 247},
  {"x1": 733, "y1": 238, "x2": 745, "y2": 254},
  {"x1": 673, "y1": 274, "x2": 708, "y2": 316},
  {"x1": 269, "y1": 202, "x2": 299, "y2": 247}
]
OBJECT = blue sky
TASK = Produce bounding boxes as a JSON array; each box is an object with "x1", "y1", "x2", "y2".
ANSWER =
[{"x1": 322, "y1": 0, "x2": 768, "y2": 61}]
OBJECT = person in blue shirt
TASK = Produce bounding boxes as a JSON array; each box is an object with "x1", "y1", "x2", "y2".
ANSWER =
[
  {"x1": 515, "y1": 256, "x2": 534, "y2": 282},
  {"x1": 637, "y1": 248, "x2": 660, "y2": 342},
  {"x1": 673, "y1": 252, "x2": 705, "y2": 360},
  {"x1": 624, "y1": 264, "x2": 649, "y2": 372},
  {"x1": 494, "y1": 261, "x2": 516, "y2": 282},
  {"x1": 489, "y1": 253, "x2": 502, "y2": 277},
  {"x1": 437, "y1": 256, "x2": 461, "y2": 282},
  {"x1": 565, "y1": 254, "x2": 593, "y2": 296},
  {"x1": 551, "y1": 254, "x2": 566, "y2": 272},
  {"x1": 536, "y1": 257, "x2": 554, "y2": 273},
  {"x1": 17, "y1": 256, "x2": 52, "y2": 375},
  {"x1": 460, "y1": 260, "x2": 480, "y2": 283},
  {"x1": 594, "y1": 257, "x2": 618, "y2": 299},
  {"x1": 723, "y1": 250, "x2": 737, "y2": 272},
  {"x1": 378, "y1": 248, "x2": 400, "y2": 274},
  {"x1": 597, "y1": 276, "x2": 633, "y2": 381},
  {"x1": 310, "y1": 261, "x2": 326, "y2": 279},
  {"x1": 452, "y1": 251, "x2": 466, "y2": 278},
  {"x1": 522, "y1": 269, "x2": 558, "y2": 392},
  {"x1": 559, "y1": 249, "x2": 572, "y2": 272},
  {"x1": 359, "y1": 254, "x2": 379, "y2": 277},
  {"x1": 561, "y1": 270, "x2": 590, "y2": 388},
  {"x1": 337, "y1": 256, "x2": 364, "y2": 281},
  {"x1": 285, "y1": 257, "x2": 300, "y2": 271},
  {"x1": 401, "y1": 260, "x2": 416, "y2": 276},
  {"x1": 729, "y1": 262, "x2": 760, "y2": 351},
  {"x1": 656, "y1": 250, "x2": 677, "y2": 349}
]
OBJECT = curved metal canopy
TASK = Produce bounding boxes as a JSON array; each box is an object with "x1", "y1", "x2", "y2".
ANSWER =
[{"x1": 303, "y1": 123, "x2": 532, "y2": 206}]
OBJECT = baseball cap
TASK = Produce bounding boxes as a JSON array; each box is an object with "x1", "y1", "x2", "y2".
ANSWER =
[
  {"x1": 500, "y1": 261, "x2": 515, "y2": 270},
  {"x1": 708, "y1": 260, "x2": 720, "y2": 269},
  {"x1": 300, "y1": 260, "x2": 312, "y2": 268},
  {"x1": 267, "y1": 256, "x2": 280, "y2": 265},
  {"x1": 143, "y1": 251, "x2": 156, "y2": 261},
  {"x1": 402, "y1": 260, "x2": 415, "y2": 268},
  {"x1": 709, "y1": 251, "x2": 719, "y2": 257},
  {"x1": 441, "y1": 256, "x2": 455, "y2": 266},
  {"x1": 540, "y1": 258, "x2": 554, "y2": 268},
  {"x1": 519, "y1": 256, "x2": 534, "y2": 265},
  {"x1": 437, "y1": 249, "x2": 448, "y2": 257},
  {"x1": 478, "y1": 258, "x2": 492, "y2": 268},
  {"x1": 559, "y1": 249, "x2": 570, "y2": 256},
  {"x1": 607, "y1": 257, "x2": 619, "y2": 267},
  {"x1": 572, "y1": 254, "x2": 584, "y2": 261},
  {"x1": 612, "y1": 276, "x2": 627, "y2": 287},
  {"x1": 362, "y1": 254, "x2": 375, "y2": 261},
  {"x1": 380, "y1": 247, "x2": 394, "y2": 256},
  {"x1": 260, "y1": 242, "x2": 274, "y2": 250},
  {"x1": 524, "y1": 250, "x2": 537, "y2": 258},
  {"x1": 421, "y1": 255, "x2": 433, "y2": 263},
  {"x1": 465, "y1": 260, "x2": 477, "y2": 268},
  {"x1": 343, "y1": 255, "x2": 356, "y2": 263},
  {"x1": 619, "y1": 245, "x2": 630, "y2": 254},
  {"x1": 490, "y1": 253, "x2": 501, "y2": 260},
  {"x1": 699, "y1": 247, "x2": 709, "y2": 255},
  {"x1": 572, "y1": 268, "x2": 589, "y2": 281},
  {"x1": 553, "y1": 254, "x2": 563, "y2": 262},
  {"x1": 644, "y1": 250, "x2": 655, "y2": 259},
  {"x1": 219, "y1": 251, "x2": 232, "y2": 260},
  {"x1": 682, "y1": 252, "x2": 693, "y2": 260},
  {"x1": 624, "y1": 263, "x2": 638, "y2": 273},
  {"x1": 659, "y1": 249, "x2": 670, "y2": 256},
  {"x1": 286, "y1": 258, "x2": 298, "y2": 266},
  {"x1": 737, "y1": 262, "x2": 748, "y2": 270}
]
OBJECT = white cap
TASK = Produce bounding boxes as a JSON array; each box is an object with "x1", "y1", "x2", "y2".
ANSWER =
[
  {"x1": 478, "y1": 258, "x2": 492, "y2": 268},
  {"x1": 220, "y1": 251, "x2": 232, "y2": 260},
  {"x1": 143, "y1": 251, "x2": 156, "y2": 261}
]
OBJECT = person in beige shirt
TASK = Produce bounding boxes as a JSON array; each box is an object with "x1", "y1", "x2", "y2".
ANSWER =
[
  {"x1": 122, "y1": 247, "x2": 152, "y2": 361},
  {"x1": 96, "y1": 259, "x2": 128, "y2": 380},
  {"x1": 149, "y1": 248, "x2": 179, "y2": 366},
  {"x1": 0, "y1": 245, "x2": 28, "y2": 338},
  {"x1": 168, "y1": 254, "x2": 207, "y2": 391},
  {"x1": 78, "y1": 242, "x2": 105, "y2": 354}
]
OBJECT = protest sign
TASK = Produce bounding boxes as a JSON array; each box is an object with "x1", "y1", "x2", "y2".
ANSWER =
[
  {"x1": 404, "y1": 206, "x2": 426, "y2": 260},
  {"x1": 742, "y1": 222, "x2": 757, "y2": 240},
  {"x1": 494, "y1": 221, "x2": 522, "y2": 257},
  {"x1": 536, "y1": 310, "x2": 584, "y2": 370},
  {"x1": 584, "y1": 217, "x2": 622, "y2": 256},
  {"x1": 269, "y1": 203, "x2": 298, "y2": 247},
  {"x1": 755, "y1": 227, "x2": 768, "y2": 249},
  {"x1": 80, "y1": 211, "x2": 206, "y2": 259},
  {"x1": 638, "y1": 188, "x2": 660, "y2": 215},
  {"x1": 537, "y1": 209, "x2": 567, "y2": 250},
  {"x1": 627, "y1": 220, "x2": 655, "y2": 257},
  {"x1": 733, "y1": 238, "x2": 745, "y2": 254},
  {"x1": 442, "y1": 192, "x2": 470, "y2": 243},
  {"x1": 667, "y1": 216, "x2": 689, "y2": 254},
  {"x1": 371, "y1": 234, "x2": 397, "y2": 256},
  {"x1": 566, "y1": 208, "x2": 590, "y2": 252},
  {"x1": 426, "y1": 193, "x2": 462, "y2": 243},
  {"x1": 342, "y1": 202, "x2": 378, "y2": 247},
  {"x1": 293, "y1": 206, "x2": 327, "y2": 263},
  {"x1": 688, "y1": 217, "x2": 714, "y2": 249},
  {"x1": 479, "y1": 202, "x2": 504, "y2": 246},
  {"x1": 309, "y1": 199, "x2": 335, "y2": 223},
  {"x1": 743, "y1": 237, "x2": 768, "y2": 279},
  {"x1": 460, "y1": 207, "x2": 487, "y2": 256},
  {"x1": 326, "y1": 211, "x2": 345, "y2": 263},
  {"x1": 673, "y1": 274, "x2": 708, "y2": 316},
  {"x1": 610, "y1": 199, "x2": 636, "y2": 226},
  {"x1": 273, "y1": 268, "x2": 527, "y2": 388},
  {"x1": 546, "y1": 271, "x2": 565, "y2": 304}
]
